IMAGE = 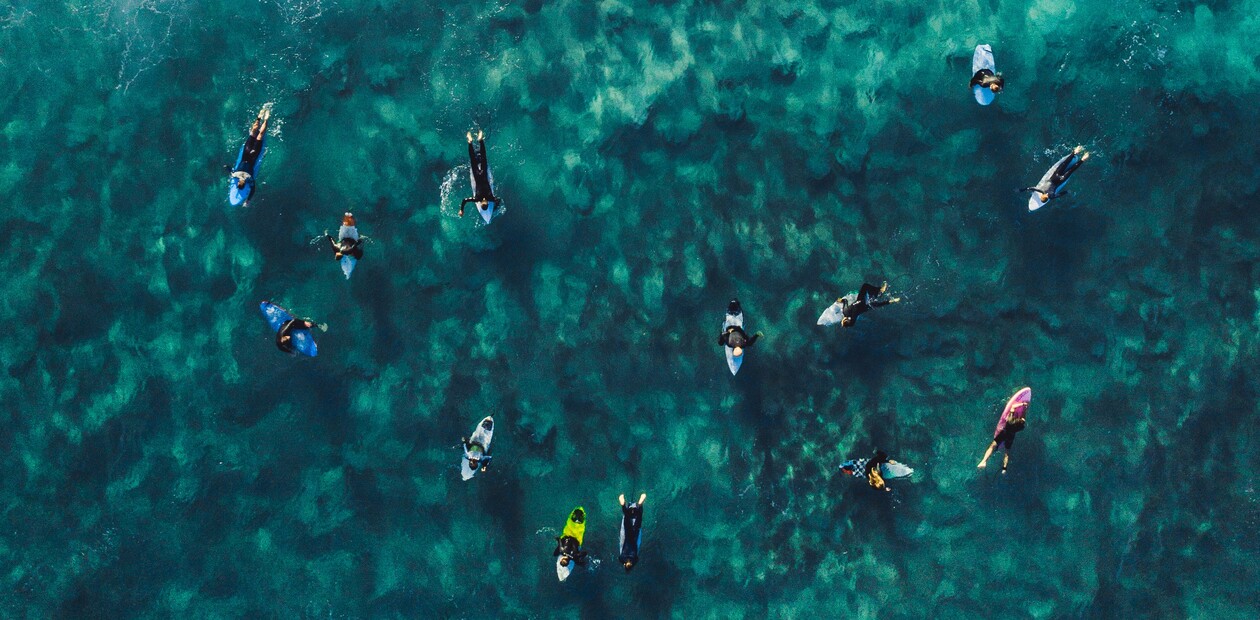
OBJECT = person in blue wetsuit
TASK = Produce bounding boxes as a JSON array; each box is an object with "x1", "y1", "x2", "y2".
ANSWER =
[
  {"x1": 276, "y1": 317, "x2": 315, "y2": 354},
  {"x1": 231, "y1": 105, "x2": 271, "y2": 201},
  {"x1": 837, "y1": 282, "x2": 900, "y2": 327},
  {"x1": 1021, "y1": 146, "x2": 1090, "y2": 204},
  {"x1": 618, "y1": 493, "x2": 646, "y2": 572},
  {"x1": 459, "y1": 130, "x2": 503, "y2": 217}
]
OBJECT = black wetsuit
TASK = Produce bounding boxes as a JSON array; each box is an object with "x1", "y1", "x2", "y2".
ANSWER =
[
  {"x1": 276, "y1": 318, "x2": 312, "y2": 353},
  {"x1": 718, "y1": 326, "x2": 760, "y2": 349},
  {"x1": 461, "y1": 139, "x2": 502, "y2": 210},
  {"x1": 237, "y1": 130, "x2": 264, "y2": 173},
  {"x1": 463, "y1": 439, "x2": 492, "y2": 470},
  {"x1": 1020, "y1": 153, "x2": 1085, "y2": 200},
  {"x1": 970, "y1": 69, "x2": 1002, "y2": 89},
  {"x1": 839, "y1": 283, "x2": 892, "y2": 323},
  {"x1": 994, "y1": 420, "x2": 1025, "y2": 451},
  {"x1": 553, "y1": 536, "x2": 588, "y2": 566},
  {"x1": 619, "y1": 501, "x2": 644, "y2": 570},
  {"x1": 328, "y1": 236, "x2": 363, "y2": 260},
  {"x1": 865, "y1": 450, "x2": 891, "y2": 489}
]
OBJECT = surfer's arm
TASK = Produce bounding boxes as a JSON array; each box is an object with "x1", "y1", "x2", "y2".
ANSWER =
[
  {"x1": 717, "y1": 332, "x2": 728, "y2": 346},
  {"x1": 459, "y1": 197, "x2": 474, "y2": 216},
  {"x1": 746, "y1": 332, "x2": 763, "y2": 346}
]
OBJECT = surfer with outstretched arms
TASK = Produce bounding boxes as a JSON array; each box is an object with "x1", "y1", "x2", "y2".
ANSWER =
[
  {"x1": 231, "y1": 104, "x2": 270, "y2": 200},
  {"x1": 459, "y1": 130, "x2": 503, "y2": 217},
  {"x1": 835, "y1": 282, "x2": 900, "y2": 327},
  {"x1": 326, "y1": 213, "x2": 363, "y2": 261},
  {"x1": 970, "y1": 68, "x2": 1004, "y2": 94},
  {"x1": 978, "y1": 401, "x2": 1028, "y2": 473},
  {"x1": 461, "y1": 435, "x2": 492, "y2": 472},
  {"x1": 718, "y1": 302, "x2": 763, "y2": 356},
  {"x1": 276, "y1": 317, "x2": 316, "y2": 354},
  {"x1": 618, "y1": 493, "x2": 646, "y2": 572},
  {"x1": 1021, "y1": 146, "x2": 1090, "y2": 204}
]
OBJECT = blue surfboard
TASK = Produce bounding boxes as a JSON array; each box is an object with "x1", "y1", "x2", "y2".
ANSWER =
[
  {"x1": 259, "y1": 301, "x2": 317, "y2": 357},
  {"x1": 229, "y1": 137, "x2": 266, "y2": 206}
]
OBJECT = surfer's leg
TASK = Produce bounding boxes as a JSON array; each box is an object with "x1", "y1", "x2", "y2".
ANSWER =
[
  {"x1": 977, "y1": 441, "x2": 997, "y2": 468},
  {"x1": 857, "y1": 283, "x2": 882, "y2": 304}
]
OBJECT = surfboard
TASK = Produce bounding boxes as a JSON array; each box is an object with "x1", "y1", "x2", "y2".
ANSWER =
[
  {"x1": 338, "y1": 223, "x2": 359, "y2": 279},
  {"x1": 1027, "y1": 153, "x2": 1075, "y2": 211},
  {"x1": 840, "y1": 458, "x2": 915, "y2": 480},
  {"x1": 461, "y1": 416, "x2": 494, "y2": 481},
  {"x1": 556, "y1": 507, "x2": 586, "y2": 582},
  {"x1": 994, "y1": 387, "x2": 1032, "y2": 436},
  {"x1": 817, "y1": 299, "x2": 846, "y2": 326},
  {"x1": 228, "y1": 137, "x2": 266, "y2": 207},
  {"x1": 259, "y1": 301, "x2": 317, "y2": 357},
  {"x1": 723, "y1": 302, "x2": 745, "y2": 375},
  {"x1": 972, "y1": 44, "x2": 996, "y2": 106}
]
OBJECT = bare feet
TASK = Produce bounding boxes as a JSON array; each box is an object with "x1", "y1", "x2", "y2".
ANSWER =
[
  {"x1": 466, "y1": 131, "x2": 473, "y2": 143},
  {"x1": 618, "y1": 494, "x2": 625, "y2": 506},
  {"x1": 477, "y1": 129, "x2": 484, "y2": 141},
  {"x1": 880, "y1": 281, "x2": 888, "y2": 294},
  {"x1": 1073, "y1": 145, "x2": 1084, "y2": 154},
  {"x1": 638, "y1": 493, "x2": 646, "y2": 504},
  {"x1": 977, "y1": 461, "x2": 987, "y2": 469},
  {"x1": 890, "y1": 297, "x2": 901, "y2": 303},
  {"x1": 1081, "y1": 152, "x2": 1091, "y2": 161}
]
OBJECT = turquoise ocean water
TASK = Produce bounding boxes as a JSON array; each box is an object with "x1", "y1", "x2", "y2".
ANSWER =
[{"x1": 3, "y1": 0, "x2": 1260, "y2": 617}]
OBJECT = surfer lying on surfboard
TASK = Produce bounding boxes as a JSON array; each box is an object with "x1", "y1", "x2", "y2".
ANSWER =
[
  {"x1": 230, "y1": 104, "x2": 271, "y2": 204},
  {"x1": 718, "y1": 300, "x2": 763, "y2": 357},
  {"x1": 969, "y1": 68, "x2": 1004, "y2": 94},
  {"x1": 459, "y1": 130, "x2": 503, "y2": 218},
  {"x1": 825, "y1": 282, "x2": 900, "y2": 327},
  {"x1": 276, "y1": 317, "x2": 316, "y2": 354},
  {"x1": 618, "y1": 493, "x2": 646, "y2": 572},
  {"x1": 978, "y1": 400, "x2": 1028, "y2": 473},
  {"x1": 1021, "y1": 146, "x2": 1090, "y2": 204},
  {"x1": 326, "y1": 213, "x2": 364, "y2": 260}
]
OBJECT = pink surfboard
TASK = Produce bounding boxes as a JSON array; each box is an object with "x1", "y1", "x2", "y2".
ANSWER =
[{"x1": 994, "y1": 387, "x2": 1031, "y2": 436}]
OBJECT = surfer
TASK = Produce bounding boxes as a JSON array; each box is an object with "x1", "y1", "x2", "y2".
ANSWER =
[
  {"x1": 718, "y1": 301, "x2": 763, "y2": 356},
  {"x1": 864, "y1": 450, "x2": 893, "y2": 492},
  {"x1": 459, "y1": 130, "x2": 502, "y2": 217},
  {"x1": 618, "y1": 493, "x2": 646, "y2": 572},
  {"x1": 231, "y1": 104, "x2": 271, "y2": 199},
  {"x1": 835, "y1": 282, "x2": 900, "y2": 327},
  {"x1": 1022, "y1": 146, "x2": 1090, "y2": 204},
  {"x1": 970, "y1": 68, "x2": 1004, "y2": 94},
  {"x1": 326, "y1": 213, "x2": 363, "y2": 261},
  {"x1": 275, "y1": 317, "x2": 316, "y2": 354},
  {"x1": 977, "y1": 401, "x2": 1029, "y2": 473},
  {"x1": 461, "y1": 435, "x2": 492, "y2": 473},
  {"x1": 553, "y1": 508, "x2": 589, "y2": 569}
]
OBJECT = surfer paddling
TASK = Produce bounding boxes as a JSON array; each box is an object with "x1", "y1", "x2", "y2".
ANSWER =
[
  {"x1": 970, "y1": 68, "x2": 1004, "y2": 94},
  {"x1": 718, "y1": 301, "x2": 763, "y2": 356},
  {"x1": 618, "y1": 493, "x2": 646, "y2": 572},
  {"x1": 326, "y1": 213, "x2": 364, "y2": 261},
  {"x1": 459, "y1": 130, "x2": 503, "y2": 218},
  {"x1": 820, "y1": 281, "x2": 900, "y2": 327},
  {"x1": 978, "y1": 390, "x2": 1031, "y2": 473},
  {"x1": 276, "y1": 317, "x2": 316, "y2": 354},
  {"x1": 1021, "y1": 146, "x2": 1090, "y2": 205},
  {"x1": 230, "y1": 104, "x2": 271, "y2": 204},
  {"x1": 461, "y1": 435, "x2": 492, "y2": 472}
]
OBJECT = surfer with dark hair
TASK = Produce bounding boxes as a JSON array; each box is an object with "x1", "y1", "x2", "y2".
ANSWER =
[
  {"x1": 978, "y1": 401, "x2": 1029, "y2": 473},
  {"x1": 276, "y1": 317, "x2": 316, "y2": 354},
  {"x1": 618, "y1": 493, "x2": 646, "y2": 572},
  {"x1": 459, "y1": 130, "x2": 503, "y2": 217},
  {"x1": 461, "y1": 435, "x2": 492, "y2": 472},
  {"x1": 835, "y1": 281, "x2": 900, "y2": 327},
  {"x1": 1021, "y1": 146, "x2": 1090, "y2": 204}
]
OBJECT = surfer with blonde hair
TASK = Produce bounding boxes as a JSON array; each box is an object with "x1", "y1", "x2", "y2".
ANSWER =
[{"x1": 978, "y1": 400, "x2": 1029, "y2": 473}]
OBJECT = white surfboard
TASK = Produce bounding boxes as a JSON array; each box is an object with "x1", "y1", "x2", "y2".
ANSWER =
[
  {"x1": 1027, "y1": 153, "x2": 1074, "y2": 211},
  {"x1": 817, "y1": 300, "x2": 846, "y2": 326},
  {"x1": 882, "y1": 461, "x2": 915, "y2": 479},
  {"x1": 556, "y1": 555, "x2": 573, "y2": 581},
  {"x1": 461, "y1": 416, "x2": 494, "y2": 481},
  {"x1": 972, "y1": 44, "x2": 996, "y2": 106},
  {"x1": 338, "y1": 224, "x2": 359, "y2": 279},
  {"x1": 723, "y1": 308, "x2": 744, "y2": 375}
]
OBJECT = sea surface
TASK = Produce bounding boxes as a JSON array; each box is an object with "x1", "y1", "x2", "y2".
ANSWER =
[{"x1": 2, "y1": 0, "x2": 1259, "y2": 617}]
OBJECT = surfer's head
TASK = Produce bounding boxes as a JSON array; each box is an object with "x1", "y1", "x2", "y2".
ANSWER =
[
  {"x1": 236, "y1": 177, "x2": 247, "y2": 189},
  {"x1": 840, "y1": 316, "x2": 855, "y2": 328},
  {"x1": 623, "y1": 560, "x2": 634, "y2": 571},
  {"x1": 732, "y1": 346, "x2": 743, "y2": 357},
  {"x1": 478, "y1": 199, "x2": 489, "y2": 210},
  {"x1": 1009, "y1": 417, "x2": 1026, "y2": 430},
  {"x1": 1039, "y1": 192, "x2": 1050, "y2": 203},
  {"x1": 467, "y1": 458, "x2": 479, "y2": 469},
  {"x1": 560, "y1": 557, "x2": 571, "y2": 567}
]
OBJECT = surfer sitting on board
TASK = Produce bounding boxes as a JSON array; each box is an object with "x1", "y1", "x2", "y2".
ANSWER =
[
  {"x1": 1021, "y1": 146, "x2": 1090, "y2": 204},
  {"x1": 276, "y1": 317, "x2": 316, "y2": 354},
  {"x1": 865, "y1": 450, "x2": 893, "y2": 492},
  {"x1": 618, "y1": 493, "x2": 646, "y2": 572},
  {"x1": 969, "y1": 69, "x2": 1004, "y2": 94},
  {"x1": 459, "y1": 130, "x2": 503, "y2": 217},
  {"x1": 718, "y1": 324, "x2": 763, "y2": 356},
  {"x1": 837, "y1": 282, "x2": 900, "y2": 327},
  {"x1": 978, "y1": 402, "x2": 1028, "y2": 473},
  {"x1": 461, "y1": 436, "x2": 492, "y2": 472},
  {"x1": 231, "y1": 105, "x2": 271, "y2": 193},
  {"x1": 326, "y1": 213, "x2": 364, "y2": 260}
]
